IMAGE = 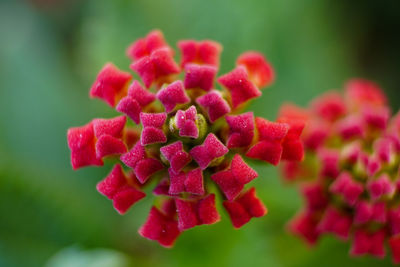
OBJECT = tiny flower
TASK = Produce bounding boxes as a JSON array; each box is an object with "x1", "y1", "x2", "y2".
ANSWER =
[
  {"x1": 246, "y1": 118, "x2": 289, "y2": 165},
  {"x1": 211, "y1": 154, "x2": 258, "y2": 200},
  {"x1": 301, "y1": 182, "x2": 328, "y2": 211},
  {"x1": 183, "y1": 63, "x2": 217, "y2": 91},
  {"x1": 67, "y1": 121, "x2": 103, "y2": 169},
  {"x1": 223, "y1": 187, "x2": 267, "y2": 228},
  {"x1": 140, "y1": 112, "x2": 167, "y2": 145},
  {"x1": 345, "y1": 79, "x2": 387, "y2": 108},
  {"x1": 89, "y1": 63, "x2": 132, "y2": 107},
  {"x1": 367, "y1": 174, "x2": 395, "y2": 200},
  {"x1": 317, "y1": 206, "x2": 352, "y2": 240},
  {"x1": 97, "y1": 164, "x2": 145, "y2": 214},
  {"x1": 67, "y1": 30, "x2": 295, "y2": 247},
  {"x1": 93, "y1": 116, "x2": 127, "y2": 158},
  {"x1": 116, "y1": 81, "x2": 156, "y2": 124},
  {"x1": 160, "y1": 141, "x2": 192, "y2": 174},
  {"x1": 310, "y1": 92, "x2": 347, "y2": 121},
  {"x1": 172, "y1": 106, "x2": 200, "y2": 139},
  {"x1": 236, "y1": 51, "x2": 274, "y2": 88},
  {"x1": 288, "y1": 211, "x2": 320, "y2": 245},
  {"x1": 362, "y1": 106, "x2": 391, "y2": 130},
  {"x1": 120, "y1": 142, "x2": 163, "y2": 183},
  {"x1": 278, "y1": 117, "x2": 305, "y2": 161},
  {"x1": 330, "y1": 172, "x2": 363, "y2": 206},
  {"x1": 196, "y1": 90, "x2": 231, "y2": 122},
  {"x1": 190, "y1": 133, "x2": 229, "y2": 170},
  {"x1": 218, "y1": 66, "x2": 261, "y2": 108},
  {"x1": 337, "y1": 115, "x2": 364, "y2": 140},
  {"x1": 350, "y1": 229, "x2": 386, "y2": 258},
  {"x1": 354, "y1": 201, "x2": 386, "y2": 224},
  {"x1": 130, "y1": 48, "x2": 180, "y2": 88},
  {"x1": 138, "y1": 205, "x2": 180, "y2": 248},
  {"x1": 175, "y1": 194, "x2": 220, "y2": 231},
  {"x1": 156, "y1": 80, "x2": 190, "y2": 113},
  {"x1": 126, "y1": 29, "x2": 170, "y2": 61},
  {"x1": 178, "y1": 39, "x2": 222, "y2": 67}
]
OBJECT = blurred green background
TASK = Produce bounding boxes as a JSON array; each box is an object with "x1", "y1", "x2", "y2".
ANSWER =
[{"x1": 1, "y1": 0, "x2": 399, "y2": 266}]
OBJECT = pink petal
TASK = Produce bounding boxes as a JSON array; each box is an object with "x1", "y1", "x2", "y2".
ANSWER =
[
  {"x1": 140, "y1": 112, "x2": 167, "y2": 128},
  {"x1": 197, "y1": 194, "x2": 220, "y2": 224},
  {"x1": 168, "y1": 169, "x2": 186, "y2": 195},
  {"x1": 175, "y1": 198, "x2": 199, "y2": 231},
  {"x1": 141, "y1": 127, "x2": 167, "y2": 145},
  {"x1": 184, "y1": 168, "x2": 204, "y2": 195},
  {"x1": 113, "y1": 187, "x2": 146, "y2": 214}
]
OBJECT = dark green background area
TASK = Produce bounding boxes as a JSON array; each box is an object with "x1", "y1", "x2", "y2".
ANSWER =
[{"x1": 0, "y1": 0, "x2": 399, "y2": 266}]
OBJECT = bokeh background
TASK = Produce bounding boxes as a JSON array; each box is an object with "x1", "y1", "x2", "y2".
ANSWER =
[{"x1": 1, "y1": 0, "x2": 399, "y2": 266}]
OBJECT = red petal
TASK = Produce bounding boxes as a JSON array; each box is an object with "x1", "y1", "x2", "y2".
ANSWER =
[
  {"x1": 236, "y1": 51, "x2": 274, "y2": 88},
  {"x1": 113, "y1": 187, "x2": 146, "y2": 214}
]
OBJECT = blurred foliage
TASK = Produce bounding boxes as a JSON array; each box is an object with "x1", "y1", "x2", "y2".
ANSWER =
[{"x1": 0, "y1": 0, "x2": 399, "y2": 266}]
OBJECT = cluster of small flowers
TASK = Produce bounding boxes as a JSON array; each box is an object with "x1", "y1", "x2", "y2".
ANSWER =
[
  {"x1": 67, "y1": 30, "x2": 304, "y2": 247},
  {"x1": 280, "y1": 79, "x2": 400, "y2": 263}
]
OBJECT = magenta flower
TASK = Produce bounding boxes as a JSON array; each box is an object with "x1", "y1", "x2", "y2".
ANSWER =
[
  {"x1": 67, "y1": 30, "x2": 302, "y2": 247},
  {"x1": 280, "y1": 79, "x2": 400, "y2": 263}
]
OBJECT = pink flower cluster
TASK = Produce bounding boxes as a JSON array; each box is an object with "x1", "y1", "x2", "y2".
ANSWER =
[
  {"x1": 281, "y1": 79, "x2": 400, "y2": 263},
  {"x1": 67, "y1": 30, "x2": 303, "y2": 247}
]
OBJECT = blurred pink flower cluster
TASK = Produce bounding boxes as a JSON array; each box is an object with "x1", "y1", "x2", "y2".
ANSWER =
[
  {"x1": 281, "y1": 79, "x2": 400, "y2": 263},
  {"x1": 67, "y1": 30, "x2": 304, "y2": 247}
]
